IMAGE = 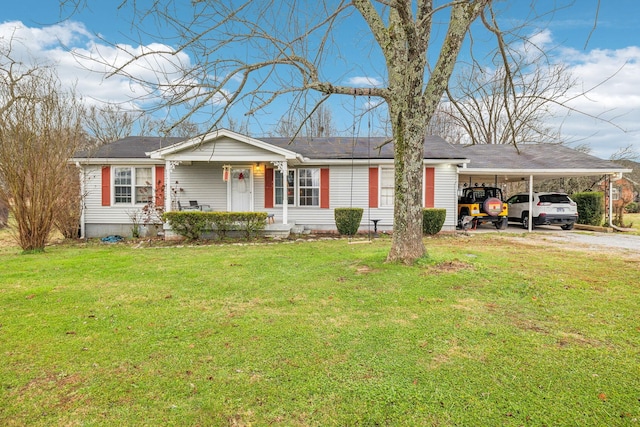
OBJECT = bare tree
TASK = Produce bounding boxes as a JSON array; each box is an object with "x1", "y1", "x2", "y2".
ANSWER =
[
  {"x1": 224, "y1": 116, "x2": 250, "y2": 135},
  {"x1": 84, "y1": 103, "x2": 136, "y2": 146},
  {"x1": 137, "y1": 114, "x2": 201, "y2": 138},
  {"x1": 0, "y1": 197, "x2": 8, "y2": 229},
  {"x1": 426, "y1": 103, "x2": 467, "y2": 144},
  {"x1": 0, "y1": 45, "x2": 84, "y2": 252},
  {"x1": 64, "y1": 0, "x2": 588, "y2": 263},
  {"x1": 85, "y1": 104, "x2": 201, "y2": 143},
  {"x1": 273, "y1": 104, "x2": 338, "y2": 138},
  {"x1": 445, "y1": 62, "x2": 575, "y2": 145}
]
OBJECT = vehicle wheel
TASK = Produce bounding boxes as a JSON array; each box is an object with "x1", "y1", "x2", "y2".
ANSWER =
[
  {"x1": 495, "y1": 217, "x2": 508, "y2": 230},
  {"x1": 521, "y1": 213, "x2": 530, "y2": 229},
  {"x1": 561, "y1": 223, "x2": 574, "y2": 230}
]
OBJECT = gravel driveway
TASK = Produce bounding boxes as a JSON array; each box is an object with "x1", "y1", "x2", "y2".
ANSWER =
[
  {"x1": 473, "y1": 224, "x2": 640, "y2": 256},
  {"x1": 542, "y1": 230, "x2": 640, "y2": 252}
]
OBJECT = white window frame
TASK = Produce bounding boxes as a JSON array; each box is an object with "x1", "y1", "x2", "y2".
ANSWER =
[
  {"x1": 273, "y1": 168, "x2": 321, "y2": 207},
  {"x1": 297, "y1": 168, "x2": 320, "y2": 207},
  {"x1": 113, "y1": 166, "x2": 155, "y2": 206},
  {"x1": 274, "y1": 170, "x2": 295, "y2": 206},
  {"x1": 379, "y1": 166, "x2": 395, "y2": 208}
]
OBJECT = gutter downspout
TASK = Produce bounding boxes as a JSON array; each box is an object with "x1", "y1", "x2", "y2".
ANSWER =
[{"x1": 75, "y1": 162, "x2": 86, "y2": 239}]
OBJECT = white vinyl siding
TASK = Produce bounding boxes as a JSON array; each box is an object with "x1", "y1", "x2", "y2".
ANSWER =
[
  {"x1": 82, "y1": 165, "x2": 163, "y2": 227},
  {"x1": 164, "y1": 137, "x2": 286, "y2": 162},
  {"x1": 81, "y1": 161, "x2": 460, "y2": 236}
]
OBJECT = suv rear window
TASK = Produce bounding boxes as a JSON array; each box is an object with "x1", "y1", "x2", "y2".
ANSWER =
[{"x1": 539, "y1": 194, "x2": 571, "y2": 204}]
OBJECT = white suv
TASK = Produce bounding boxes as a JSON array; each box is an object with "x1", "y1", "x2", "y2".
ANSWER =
[{"x1": 506, "y1": 192, "x2": 578, "y2": 230}]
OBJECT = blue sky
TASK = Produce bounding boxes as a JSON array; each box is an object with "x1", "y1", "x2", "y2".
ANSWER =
[{"x1": 1, "y1": 1, "x2": 639, "y2": 160}]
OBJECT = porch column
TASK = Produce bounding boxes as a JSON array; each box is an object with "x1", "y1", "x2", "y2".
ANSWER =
[
  {"x1": 282, "y1": 162, "x2": 289, "y2": 225},
  {"x1": 272, "y1": 160, "x2": 288, "y2": 225},
  {"x1": 76, "y1": 162, "x2": 85, "y2": 239},
  {"x1": 528, "y1": 175, "x2": 534, "y2": 232},
  {"x1": 166, "y1": 160, "x2": 181, "y2": 212},
  {"x1": 165, "y1": 161, "x2": 172, "y2": 213},
  {"x1": 609, "y1": 176, "x2": 614, "y2": 227}
]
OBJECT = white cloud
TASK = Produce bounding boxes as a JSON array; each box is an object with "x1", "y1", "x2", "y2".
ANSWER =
[
  {"x1": 346, "y1": 76, "x2": 382, "y2": 87},
  {"x1": 0, "y1": 20, "x2": 197, "y2": 112},
  {"x1": 510, "y1": 28, "x2": 640, "y2": 159},
  {"x1": 554, "y1": 45, "x2": 640, "y2": 158}
]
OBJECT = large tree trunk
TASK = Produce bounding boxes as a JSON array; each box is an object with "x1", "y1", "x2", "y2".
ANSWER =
[
  {"x1": 382, "y1": 1, "x2": 488, "y2": 263},
  {"x1": 387, "y1": 115, "x2": 428, "y2": 263},
  {"x1": 385, "y1": 67, "x2": 429, "y2": 263}
]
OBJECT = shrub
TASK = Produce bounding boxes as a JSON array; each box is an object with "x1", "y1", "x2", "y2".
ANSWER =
[
  {"x1": 162, "y1": 211, "x2": 210, "y2": 241},
  {"x1": 334, "y1": 208, "x2": 363, "y2": 236},
  {"x1": 162, "y1": 211, "x2": 268, "y2": 241},
  {"x1": 626, "y1": 201, "x2": 639, "y2": 213},
  {"x1": 572, "y1": 192, "x2": 604, "y2": 226},
  {"x1": 422, "y1": 208, "x2": 446, "y2": 235},
  {"x1": 210, "y1": 212, "x2": 267, "y2": 239}
]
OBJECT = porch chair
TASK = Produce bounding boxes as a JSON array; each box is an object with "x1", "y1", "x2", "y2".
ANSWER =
[
  {"x1": 178, "y1": 201, "x2": 199, "y2": 211},
  {"x1": 189, "y1": 200, "x2": 212, "y2": 211}
]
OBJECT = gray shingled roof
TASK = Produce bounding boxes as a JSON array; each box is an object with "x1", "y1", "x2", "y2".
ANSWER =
[
  {"x1": 72, "y1": 135, "x2": 630, "y2": 178},
  {"x1": 261, "y1": 135, "x2": 466, "y2": 160},
  {"x1": 74, "y1": 136, "x2": 183, "y2": 159},
  {"x1": 461, "y1": 144, "x2": 626, "y2": 171},
  {"x1": 73, "y1": 134, "x2": 465, "y2": 160}
]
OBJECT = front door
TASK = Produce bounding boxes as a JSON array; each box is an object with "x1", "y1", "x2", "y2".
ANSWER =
[{"x1": 229, "y1": 167, "x2": 252, "y2": 212}]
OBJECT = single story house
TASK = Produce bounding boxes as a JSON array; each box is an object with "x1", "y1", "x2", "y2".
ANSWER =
[{"x1": 72, "y1": 129, "x2": 467, "y2": 238}]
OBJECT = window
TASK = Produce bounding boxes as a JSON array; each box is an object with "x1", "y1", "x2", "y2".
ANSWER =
[
  {"x1": 113, "y1": 167, "x2": 153, "y2": 205},
  {"x1": 114, "y1": 168, "x2": 132, "y2": 204},
  {"x1": 135, "y1": 168, "x2": 153, "y2": 203},
  {"x1": 612, "y1": 187, "x2": 620, "y2": 201},
  {"x1": 380, "y1": 167, "x2": 394, "y2": 207},
  {"x1": 298, "y1": 168, "x2": 320, "y2": 206},
  {"x1": 275, "y1": 170, "x2": 295, "y2": 205}
]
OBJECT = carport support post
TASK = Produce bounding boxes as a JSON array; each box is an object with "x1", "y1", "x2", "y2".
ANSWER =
[
  {"x1": 528, "y1": 175, "x2": 534, "y2": 232},
  {"x1": 278, "y1": 161, "x2": 288, "y2": 225},
  {"x1": 609, "y1": 177, "x2": 614, "y2": 227}
]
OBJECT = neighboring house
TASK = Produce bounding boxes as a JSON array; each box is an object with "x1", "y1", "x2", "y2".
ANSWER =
[
  {"x1": 71, "y1": 129, "x2": 467, "y2": 238},
  {"x1": 595, "y1": 176, "x2": 639, "y2": 218}
]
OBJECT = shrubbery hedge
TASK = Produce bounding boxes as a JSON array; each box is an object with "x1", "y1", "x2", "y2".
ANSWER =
[
  {"x1": 572, "y1": 192, "x2": 604, "y2": 226},
  {"x1": 162, "y1": 211, "x2": 268, "y2": 240},
  {"x1": 334, "y1": 208, "x2": 363, "y2": 236},
  {"x1": 626, "y1": 202, "x2": 639, "y2": 213},
  {"x1": 422, "y1": 208, "x2": 446, "y2": 235}
]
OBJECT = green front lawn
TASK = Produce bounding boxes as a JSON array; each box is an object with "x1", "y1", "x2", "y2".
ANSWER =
[{"x1": 0, "y1": 235, "x2": 638, "y2": 426}]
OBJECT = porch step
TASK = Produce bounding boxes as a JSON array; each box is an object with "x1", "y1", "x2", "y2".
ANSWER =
[{"x1": 264, "y1": 223, "x2": 294, "y2": 238}]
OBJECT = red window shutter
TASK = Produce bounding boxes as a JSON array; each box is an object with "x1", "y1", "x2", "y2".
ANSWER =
[
  {"x1": 264, "y1": 168, "x2": 274, "y2": 208},
  {"x1": 155, "y1": 166, "x2": 165, "y2": 208},
  {"x1": 424, "y1": 167, "x2": 435, "y2": 208},
  {"x1": 320, "y1": 168, "x2": 330, "y2": 209},
  {"x1": 368, "y1": 167, "x2": 379, "y2": 208},
  {"x1": 101, "y1": 166, "x2": 111, "y2": 206}
]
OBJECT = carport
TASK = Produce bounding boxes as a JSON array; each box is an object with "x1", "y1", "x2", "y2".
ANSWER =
[{"x1": 457, "y1": 144, "x2": 632, "y2": 231}]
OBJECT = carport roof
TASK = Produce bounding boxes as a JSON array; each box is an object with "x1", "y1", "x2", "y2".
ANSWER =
[{"x1": 459, "y1": 143, "x2": 632, "y2": 183}]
